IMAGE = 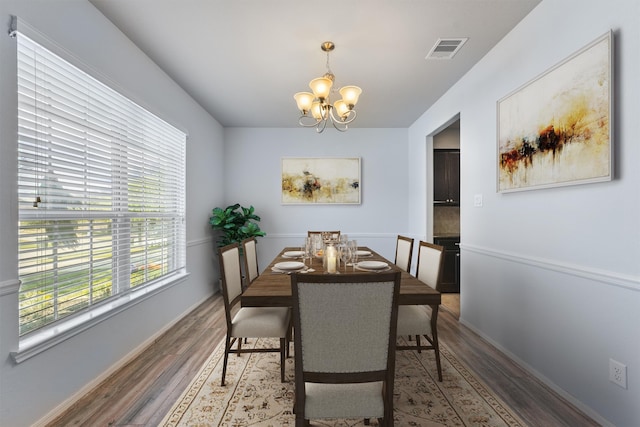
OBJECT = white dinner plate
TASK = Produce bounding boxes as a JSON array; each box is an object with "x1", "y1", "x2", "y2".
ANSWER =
[
  {"x1": 273, "y1": 261, "x2": 305, "y2": 271},
  {"x1": 356, "y1": 260, "x2": 388, "y2": 270},
  {"x1": 356, "y1": 250, "x2": 372, "y2": 257},
  {"x1": 283, "y1": 250, "x2": 305, "y2": 258}
]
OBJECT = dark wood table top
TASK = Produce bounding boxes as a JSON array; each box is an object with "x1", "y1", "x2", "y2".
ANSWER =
[{"x1": 241, "y1": 246, "x2": 441, "y2": 307}]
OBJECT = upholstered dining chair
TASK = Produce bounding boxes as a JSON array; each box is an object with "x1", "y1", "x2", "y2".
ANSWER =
[
  {"x1": 218, "y1": 242, "x2": 291, "y2": 386},
  {"x1": 396, "y1": 241, "x2": 444, "y2": 381},
  {"x1": 394, "y1": 235, "x2": 414, "y2": 272},
  {"x1": 241, "y1": 237, "x2": 259, "y2": 290},
  {"x1": 240, "y1": 237, "x2": 260, "y2": 344},
  {"x1": 290, "y1": 272, "x2": 401, "y2": 427}
]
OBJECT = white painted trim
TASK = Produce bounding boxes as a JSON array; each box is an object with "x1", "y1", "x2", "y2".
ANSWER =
[
  {"x1": 461, "y1": 243, "x2": 640, "y2": 292},
  {"x1": 0, "y1": 279, "x2": 20, "y2": 297},
  {"x1": 459, "y1": 317, "x2": 614, "y2": 427},
  {"x1": 31, "y1": 295, "x2": 212, "y2": 427},
  {"x1": 188, "y1": 236, "x2": 213, "y2": 247},
  {"x1": 13, "y1": 273, "x2": 190, "y2": 363}
]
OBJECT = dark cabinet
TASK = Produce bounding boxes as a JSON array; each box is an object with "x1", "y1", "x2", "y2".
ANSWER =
[
  {"x1": 434, "y1": 236, "x2": 460, "y2": 293},
  {"x1": 434, "y1": 149, "x2": 460, "y2": 205}
]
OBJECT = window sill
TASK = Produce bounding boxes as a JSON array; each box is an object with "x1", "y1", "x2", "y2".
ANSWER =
[{"x1": 11, "y1": 271, "x2": 189, "y2": 364}]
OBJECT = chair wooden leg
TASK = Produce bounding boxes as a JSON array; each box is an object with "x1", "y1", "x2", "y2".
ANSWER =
[
  {"x1": 431, "y1": 305, "x2": 442, "y2": 381},
  {"x1": 415, "y1": 335, "x2": 422, "y2": 353},
  {"x1": 433, "y1": 334, "x2": 443, "y2": 382},
  {"x1": 237, "y1": 336, "x2": 243, "y2": 356},
  {"x1": 280, "y1": 337, "x2": 286, "y2": 382},
  {"x1": 364, "y1": 419, "x2": 370, "y2": 425},
  {"x1": 221, "y1": 336, "x2": 232, "y2": 386}
]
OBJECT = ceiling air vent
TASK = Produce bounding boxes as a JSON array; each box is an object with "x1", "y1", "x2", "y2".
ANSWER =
[{"x1": 426, "y1": 38, "x2": 468, "y2": 60}]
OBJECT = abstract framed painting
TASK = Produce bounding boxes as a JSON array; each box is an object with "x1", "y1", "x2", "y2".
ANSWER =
[
  {"x1": 281, "y1": 157, "x2": 361, "y2": 204},
  {"x1": 497, "y1": 31, "x2": 613, "y2": 193}
]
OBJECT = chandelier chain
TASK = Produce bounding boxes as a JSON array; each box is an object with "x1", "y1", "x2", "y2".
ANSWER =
[{"x1": 325, "y1": 50, "x2": 333, "y2": 79}]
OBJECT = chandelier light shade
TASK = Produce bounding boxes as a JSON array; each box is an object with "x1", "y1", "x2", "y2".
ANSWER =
[{"x1": 294, "y1": 41, "x2": 362, "y2": 133}]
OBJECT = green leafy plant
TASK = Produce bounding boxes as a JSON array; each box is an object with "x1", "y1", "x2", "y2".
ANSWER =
[{"x1": 209, "y1": 203, "x2": 266, "y2": 247}]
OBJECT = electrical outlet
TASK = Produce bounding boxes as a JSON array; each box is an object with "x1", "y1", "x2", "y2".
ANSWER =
[
  {"x1": 474, "y1": 194, "x2": 483, "y2": 207},
  {"x1": 609, "y1": 358, "x2": 627, "y2": 389}
]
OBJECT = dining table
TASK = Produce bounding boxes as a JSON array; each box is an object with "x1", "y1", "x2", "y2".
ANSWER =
[{"x1": 241, "y1": 246, "x2": 441, "y2": 308}]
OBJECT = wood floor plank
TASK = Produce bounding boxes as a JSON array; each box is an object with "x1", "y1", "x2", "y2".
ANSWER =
[{"x1": 47, "y1": 293, "x2": 598, "y2": 427}]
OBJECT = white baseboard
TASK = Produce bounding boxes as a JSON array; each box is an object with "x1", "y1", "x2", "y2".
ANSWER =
[{"x1": 458, "y1": 317, "x2": 614, "y2": 427}]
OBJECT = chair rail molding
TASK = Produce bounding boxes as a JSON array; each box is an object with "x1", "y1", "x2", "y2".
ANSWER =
[
  {"x1": 188, "y1": 236, "x2": 214, "y2": 247},
  {"x1": 0, "y1": 279, "x2": 21, "y2": 297},
  {"x1": 461, "y1": 243, "x2": 640, "y2": 292},
  {"x1": 263, "y1": 232, "x2": 411, "y2": 240}
]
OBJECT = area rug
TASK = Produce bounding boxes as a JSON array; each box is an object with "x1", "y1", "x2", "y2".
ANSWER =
[{"x1": 161, "y1": 337, "x2": 526, "y2": 426}]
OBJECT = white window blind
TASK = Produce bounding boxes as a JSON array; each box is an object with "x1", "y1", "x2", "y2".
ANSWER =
[{"x1": 17, "y1": 33, "x2": 187, "y2": 336}]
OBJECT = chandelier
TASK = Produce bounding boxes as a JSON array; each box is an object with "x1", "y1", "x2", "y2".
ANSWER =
[{"x1": 294, "y1": 41, "x2": 362, "y2": 133}]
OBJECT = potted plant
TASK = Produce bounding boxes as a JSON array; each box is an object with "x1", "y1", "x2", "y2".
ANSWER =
[{"x1": 209, "y1": 203, "x2": 266, "y2": 247}]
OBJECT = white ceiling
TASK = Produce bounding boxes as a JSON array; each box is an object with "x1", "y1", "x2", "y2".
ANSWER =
[{"x1": 89, "y1": 0, "x2": 541, "y2": 129}]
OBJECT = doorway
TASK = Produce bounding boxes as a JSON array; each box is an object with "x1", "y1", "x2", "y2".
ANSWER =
[{"x1": 431, "y1": 117, "x2": 460, "y2": 318}]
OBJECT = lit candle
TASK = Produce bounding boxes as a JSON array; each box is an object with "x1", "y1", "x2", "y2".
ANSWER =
[
  {"x1": 326, "y1": 245, "x2": 337, "y2": 273},
  {"x1": 328, "y1": 255, "x2": 337, "y2": 273}
]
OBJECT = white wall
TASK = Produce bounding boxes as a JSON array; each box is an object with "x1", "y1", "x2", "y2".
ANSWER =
[
  {"x1": 0, "y1": 1, "x2": 224, "y2": 426},
  {"x1": 408, "y1": 0, "x2": 640, "y2": 425},
  {"x1": 223, "y1": 127, "x2": 412, "y2": 267}
]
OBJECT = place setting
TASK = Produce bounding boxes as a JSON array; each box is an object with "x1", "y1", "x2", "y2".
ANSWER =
[
  {"x1": 354, "y1": 260, "x2": 392, "y2": 272},
  {"x1": 281, "y1": 250, "x2": 305, "y2": 259},
  {"x1": 271, "y1": 261, "x2": 313, "y2": 274},
  {"x1": 355, "y1": 249, "x2": 373, "y2": 258}
]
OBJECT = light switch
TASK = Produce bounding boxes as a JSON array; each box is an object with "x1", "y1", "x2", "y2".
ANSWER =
[{"x1": 474, "y1": 194, "x2": 483, "y2": 207}]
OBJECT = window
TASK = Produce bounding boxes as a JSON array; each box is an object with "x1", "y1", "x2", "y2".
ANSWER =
[{"x1": 17, "y1": 33, "x2": 187, "y2": 337}]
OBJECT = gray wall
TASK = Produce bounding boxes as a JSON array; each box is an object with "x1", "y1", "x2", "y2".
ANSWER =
[
  {"x1": 223, "y1": 127, "x2": 413, "y2": 269},
  {"x1": 0, "y1": 1, "x2": 224, "y2": 426},
  {"x1": 408, "y1": 1, "x2": 639, "y2": 426}
]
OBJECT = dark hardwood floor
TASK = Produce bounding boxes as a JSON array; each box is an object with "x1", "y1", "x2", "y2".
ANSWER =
[{"x1": 47, "y1": 293, "x2": 599, "y2": 427}]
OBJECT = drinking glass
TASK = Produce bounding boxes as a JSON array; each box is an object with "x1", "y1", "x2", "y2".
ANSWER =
[
  {"x1": 312, "y1": 234, "x2": 323, "y2": 258},
  {"x1": 339, "y1": 244, "x2": 352, "y2": 272},
  {"x1": 348, "y1": 240, "x2": 358, "y2": 270},
  {"x1": 303, "y1": 237, "x2": 313, "y2": 265}
]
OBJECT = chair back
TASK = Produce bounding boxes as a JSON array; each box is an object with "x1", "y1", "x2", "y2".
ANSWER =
[
  {"x1": 218, "y1": 243, "x2": 243, "y2": 322},
  {"x1": 292, "y1": 271, "x2": 400, "y2": 373},
  {"x1": 415, "y1": 241, "x2": 444, "y2": 290},
  {"x1": 241, "y1": 237, "x2": 259, "y2": 286},
  {"x1": 394, "y1": 235, "x2": 414, "y2": 272},
  {"x1": 307, "y1": 230, "x2": 341, "y2": 242}
]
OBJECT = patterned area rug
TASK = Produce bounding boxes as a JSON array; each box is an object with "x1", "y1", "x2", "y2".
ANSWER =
[{"x1": 161, "y1": 337, "x2": 526, "y2": 426}]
